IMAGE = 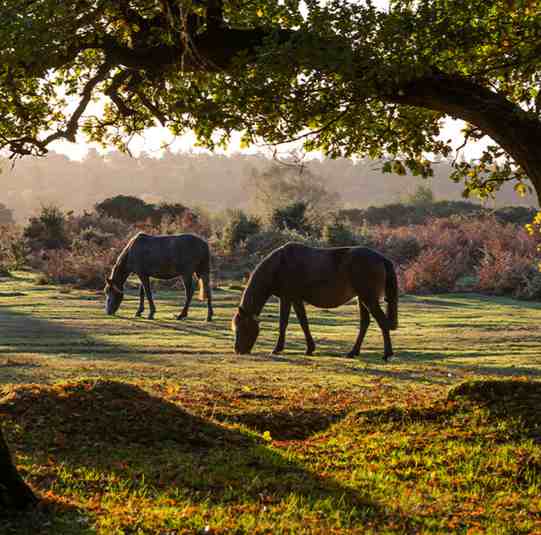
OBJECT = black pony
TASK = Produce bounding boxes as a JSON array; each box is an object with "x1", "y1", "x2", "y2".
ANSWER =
[{"x1": 105, "y1": 232, "x2": 213, "y2": 321}]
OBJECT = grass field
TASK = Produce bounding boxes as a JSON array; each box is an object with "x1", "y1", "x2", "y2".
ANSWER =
[{"x1": 1, "y1": 271, "x2": 541, "y2": 534}]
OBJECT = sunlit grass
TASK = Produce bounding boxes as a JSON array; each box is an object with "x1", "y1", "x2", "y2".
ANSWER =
[{"x1": 1, "y1": 271, "x2": 541, "y2": 533}]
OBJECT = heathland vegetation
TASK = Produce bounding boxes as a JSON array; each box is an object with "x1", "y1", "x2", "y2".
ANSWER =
[{"x1": 1, "y1": 178, "x2": 540, "y2": 300}]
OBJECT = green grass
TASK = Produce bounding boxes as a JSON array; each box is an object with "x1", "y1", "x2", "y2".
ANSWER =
[{"x1": 1, "y1": 271, "x2": 541, "y2": 533}]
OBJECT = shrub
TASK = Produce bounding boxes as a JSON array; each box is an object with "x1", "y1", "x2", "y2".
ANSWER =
[
  {"x1": 38, "y1": 243, "x2": 122, "y2": 289},
  {"x1": 72, "y1": 226, "x2": 116, "y2": 249},
  {"x1": 0, "y1": 225, "x2": 27, "y2": 274},
  {"x1": 322, "y1": 220, "x2": 359, "y2": 246},
  {"x1": 493, "y1": 206, "x2": 537, "y2": 226},
  {"x1": 339, "y1": 200, "x2": 487, "y2": 227},
  {"x1": 271, "y1": 202, "x2": 312, "y2": 234},
  {"x1": 68, "y1": 211, "x2": 130, "y2": 238},
  {"x1": 402, "y1": 248, "x2": 466, "y2": 294},
  {"x1": 95, "y1": 195, "x2": 154, "y2": 223},
  {"x1": 23, "y1": 205, "x2": 69, "y2": 251},
  {"x1": 379, "y1": 233, "x2": 422, "y2": 265},
  {"x1": 477, "y1": 248, "x2": 541, "y2": 299},
  {"x1": 221, "y1": 210, "x2": 261, "y2": 253},
  {"x1": 151, "y1": 202, "x2": 191, "y2": 225}
]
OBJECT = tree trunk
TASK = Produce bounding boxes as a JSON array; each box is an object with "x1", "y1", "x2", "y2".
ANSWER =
[
  {"x1": 0, "y1": 427, "x2": 37, "y2": 510},
  {"x1": 389, "y1": 72, "x2": 541, "y2": 205}
]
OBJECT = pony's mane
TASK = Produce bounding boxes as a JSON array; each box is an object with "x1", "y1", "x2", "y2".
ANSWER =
[
  {"x1": 110, "y1": 232, "x2": 143, "y2": 279},
  {"x1": 240, "y1": 247, "x2": 280, "y2": 315}
]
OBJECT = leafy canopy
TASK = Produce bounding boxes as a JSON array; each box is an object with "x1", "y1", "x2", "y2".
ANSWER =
[{"x1": 1, "y1": 0, "x2": 540, "y2": 199}]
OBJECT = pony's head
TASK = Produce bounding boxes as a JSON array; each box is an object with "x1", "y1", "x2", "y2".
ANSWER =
[
  {"x1": 231, "y1": 307, "x2": 260, "y2": 354},
  {"x1": 104, "y1": 278, "x2": 124, "y2": 315}
]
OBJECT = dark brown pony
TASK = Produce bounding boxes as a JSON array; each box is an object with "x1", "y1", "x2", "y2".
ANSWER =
[
  {"x1": 104, "y1": 232, "x2": 213, "y2": 321},
  {"x1": 232, "y1": 242, "x2": 398, "y2": 359}
]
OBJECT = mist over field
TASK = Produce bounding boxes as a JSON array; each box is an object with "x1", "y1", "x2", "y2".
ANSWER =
[{"x1": 1, "y1": 150, "x2": 537, "y2": 223}]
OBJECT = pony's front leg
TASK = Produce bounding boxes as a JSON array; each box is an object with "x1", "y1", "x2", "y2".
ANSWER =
[
  {"x1": 272, "y1": 298, "x2": 291, "y2": 354},
  {"x1": 293, "y1": 301, "x2": 316, "y2": 356},
  {"x1": 140, "y1": 275, "x2": 156, "y2": 319},
  {"x1": 135, "y1": 284, "x2": 145, "y2": 317}
]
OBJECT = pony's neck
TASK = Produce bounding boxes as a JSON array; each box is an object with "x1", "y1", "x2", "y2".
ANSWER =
[
  {"x1": 239, "y1": 255, "x2": 276, "y2": 317},
  {"x1": 111, "y1": 253, "x2": 130, "y2": 287}
]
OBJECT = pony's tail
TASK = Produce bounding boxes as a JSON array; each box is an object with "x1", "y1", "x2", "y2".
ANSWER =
[
  {"x1": 384, "y1": 258, "x2": 399, "y2": 330},
  {"x1": 198, "y1": 277, "x2": 207, "y2": 301},
  {"x1": 196, "y1": 247, "x2": 211, "y2": 301}
]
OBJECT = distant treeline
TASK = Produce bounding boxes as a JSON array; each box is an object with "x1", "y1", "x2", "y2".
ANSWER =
[
  {"x1": 0, "y1": 149, "x2": 537, "y2": 223},
  {"x1": 340, "y1": 202, "x2": 538, "y2": 228}
]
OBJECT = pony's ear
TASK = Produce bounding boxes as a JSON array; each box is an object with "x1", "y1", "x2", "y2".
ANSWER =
[
  {"x1": 237, "y1": 306, "x2": 245, "y2": 317},
  {"x1": 106, "y1": 277, "x2": 112, "y2": 285}
]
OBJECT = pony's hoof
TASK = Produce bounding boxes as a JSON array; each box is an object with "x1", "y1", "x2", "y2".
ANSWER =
[
  {"x1": 176, "y1": 314, "x2": 187, "y2": 320},
  {"x1": 135, "y1": 311, "x2": 143, "y2": 318},
  {"x1": 206, "y1": 316, "x2": 213, "y2": 322},
  {"x1": 346, "y1": 352, "x2": 357, "y2": 359},
  {"x1": 383, "y1": 353, "x2": 394, "y2": 362},
  {"x1": 147, "y1": 314, "x2": 155, "y2": 320}
]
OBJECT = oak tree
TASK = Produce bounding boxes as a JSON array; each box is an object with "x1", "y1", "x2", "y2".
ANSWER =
[
  {"x1": 1, "y1": 1, "x2": 540, "y2": 201},
  {"x1": 0, "y1": 427, "x2": 37, "y2": 509}
]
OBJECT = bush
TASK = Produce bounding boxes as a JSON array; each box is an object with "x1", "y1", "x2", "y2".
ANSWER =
[
  {"x1": 379, "y1": 233, "x2": 422, "y2": 265},
  {"x1": 0, "y1": 225, "x2": 27, "y2": 274},
  {"x1": 339, "y1": 200, "x2": 487, "y2": 227},
  {"x1": 23, "y1": 205, "x2": 69, "y2": 251},
  {"x1": 493, "y1": 206, "x2": 537, "y2": 226},
  {"x1": 72, "y1": 226, "x2": 116, "y2": 249},
  {"x1": 402, "y1": 248, "x2": 466, "y2": 294},
  {"x1": 221, "y1": 210, "x2": 261, "y2": 253},
  {"x1": 95, "y1": 195, "x2": 154, "y2": 223},
  {"x1": 271, "y1": 202, "x2": 312, "y2": 234},
  {"x1": 322, "y1": 220, "x2": 359, "y2": 247},
  {"x1": 477, "y1": 248, "x2": 541, "y2": 299},
  {"x1": 38, "y1": 243, "x2": 122, "y2": 289},
  {"x1": 68, "y1": 211, "x2": 130, "y2": 238},
  {"x1": 151, "y1": 202, "x2": 191, "y2": 225}
]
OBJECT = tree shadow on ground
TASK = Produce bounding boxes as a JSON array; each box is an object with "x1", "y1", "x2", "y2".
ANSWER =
[
  {"x1": 348, "y1": 379, "x2": 541, "y2": 444},
  {"x1": 0, "y1": 381, "x2": 406, "y2": 533},
  {"x1": 213, "y1": 405, "x2": 349, "y2": 440}
]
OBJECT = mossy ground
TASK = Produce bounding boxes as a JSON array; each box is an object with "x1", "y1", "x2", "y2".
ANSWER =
[{"x1": 1, "y1": 272, "x2": 541, "y2": 533}]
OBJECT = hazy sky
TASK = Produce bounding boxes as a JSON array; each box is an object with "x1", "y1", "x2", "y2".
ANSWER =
[{"x1": 50, "y1": 0, "x2": 486, "y2": 162}]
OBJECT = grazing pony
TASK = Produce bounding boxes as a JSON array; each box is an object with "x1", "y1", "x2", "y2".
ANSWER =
[
  {"x1": 231, "y1": 242, "x2": 398, "y2": 359},
  {"x1": 104, "y1": 232, "x2": 213, "y2": 321}
]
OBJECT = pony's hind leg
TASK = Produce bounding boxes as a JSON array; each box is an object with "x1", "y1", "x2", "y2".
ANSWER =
[
  {"x1": 140, "y1": 275, "x2": 156, "y2": 320},
  {"x1": 293, "y1": 301, "x2": 316, "y2": 356},
  {"x1": 347, "y1": 300, "x2": 370, "y2": 358},
  {"x1": 272, "y1": 298, "x2": 291, "y2": 354},
  {"x1": 177, "y1": 273, "x2": 194, "y2": 320},
  {"x1": 366, "y1": 301, "x2": 393, "y2": 361},
  {"x1": 135, "y1": 284, "x2": 145, "y2": 317},
  {"x1": 200, "y1": 272, "x2": 213, "y2": 322}
]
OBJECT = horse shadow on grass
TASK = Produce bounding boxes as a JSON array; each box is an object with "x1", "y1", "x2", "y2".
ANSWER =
[{"x1": 0, "y1": 380, "x2": 413, "y2": 532}]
